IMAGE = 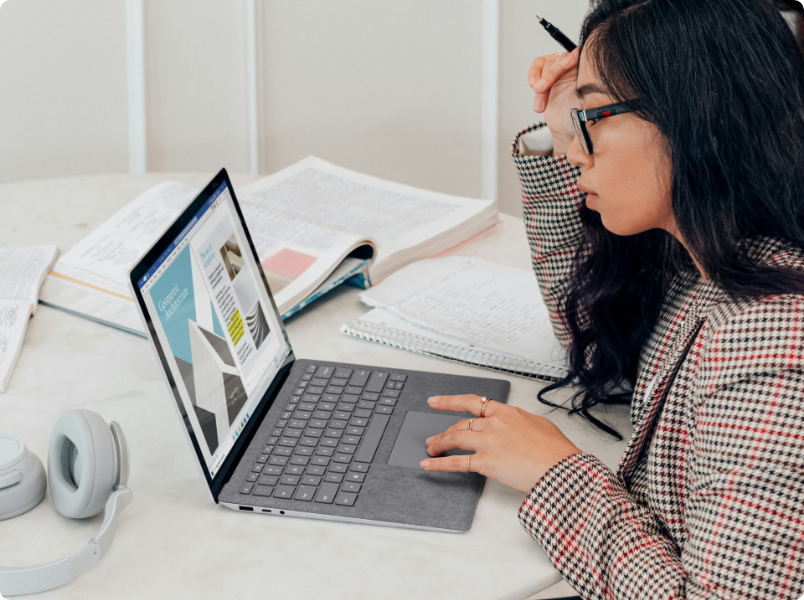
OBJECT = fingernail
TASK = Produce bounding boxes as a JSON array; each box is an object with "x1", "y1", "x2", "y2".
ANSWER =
[
  {"x1": 534, "y1": 78, "x2": 546, "y2": 92},
  {"x1": 534, "y1": 99, "x2": 545, "y2": 113},
  {"x1": 560, "y1": 55, "x2": 572, "y2": 67},
  {"x1": 428, "y1": 396, "x2": 439, "y2": 406},
  {"x1": 421, "y1": 460, "x2": 431, "y2": 468},
  {"x1": 426, "y1": 436, "x2": 434, "y2": 444}
]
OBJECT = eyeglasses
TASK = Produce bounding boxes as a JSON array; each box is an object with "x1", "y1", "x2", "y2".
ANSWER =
[{"x1": 570, "y1": 101, "x2": 637, "y2": 155}]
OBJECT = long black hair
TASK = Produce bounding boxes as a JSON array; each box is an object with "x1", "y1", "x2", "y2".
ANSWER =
[{"x1": 537, "y1": 0, "x2": 804, "y2": 438}]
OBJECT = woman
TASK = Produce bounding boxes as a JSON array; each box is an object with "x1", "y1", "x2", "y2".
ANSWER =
[{"x1": 421, "y1": 0, "x2": 804, "y2": 598}]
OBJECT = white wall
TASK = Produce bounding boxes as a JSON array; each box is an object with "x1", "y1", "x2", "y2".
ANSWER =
[{"x1": 0, "y1": 0, "x2": 591, "y2": 215}]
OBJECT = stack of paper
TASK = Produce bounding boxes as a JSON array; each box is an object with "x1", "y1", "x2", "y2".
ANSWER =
[
  {"x1": 0, "y1": 245, "x2": 59, "y2": 392},
  {"x1": 341, "y1": 256, "x2": 568, "y2": 381}
]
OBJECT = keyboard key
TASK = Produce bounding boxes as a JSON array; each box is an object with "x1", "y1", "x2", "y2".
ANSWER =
[
  {"x1": 252, "y1": 464, "x2": 264, "y2": 473},
  {"x1": 332, "y1": 453, "x2": 352, "y2": 463},
  {"x1": 354, "y1": 414, "x2": 390, "y2": 463},
  {"x1": 334, "y1": 411, "x2": 351, "y2": 420},
  {"x1": 273, "y1": 485, "x2": 296, "y2": 499},
  {"x1": 254, "y1": 485, "x2": 274, "y2": 497},
  {"x1": 290, "y1": 419, "x2": 308, "y2": 428},
  {"x1": 306, "y1": 465, "x2": 326, "y2": 476},
  {"x1": 271, "y1": 428, "x2": 283, "y2": 437},
  {"x1": 346, "y1": 472, "x2": 366, "y2": 483},
  {"x1": 299, "y1": 403, "x2": 317, "y2": 412},
  {"x1": 386, "y1": 381, "x2": 396, "y2": 389},
  {"x1": 312, "y1": 378, "x2": 329, "y2": 387},
  {"x1": 311, "y1": 419, "x2": 328, "y2": 428},
  {"x1": 393, "y1": 381, "x2": 404, "y2": 390},
  {"x1": 329, "y1": 462, "x2": 348, "y2": 473},
  {"x1": 305, "y1": 364, "x2": 318, "y2": 373},
  {"x1": 342, "y1": 394, "x2": 359, "y2": 404},
  {"x1": 315, "y1": 365, "x2": 335, "y2": 378},
  {"x1": 324, "y1": 428, "x2": 343, "y2": 438},
  {"x1": 350, "y1": 417, "x2": 369, "y2": 427},
  {"x1": 302, "y1": 373, "x2": 313, "y2": 381},
  {"x1": 324, "y1": 472, "x2": 344, "y2": 483},
  {"x1": 381, "y1": 390, "x2": 400, "y2": 399},
  {"x1": 293, "y1": 411, "x2": 312, "y2": 420},
  {"x1": 247, "y1": 473, "x2": 259, "y2": 483},
  {"x1": 263, "y1": 445, "x2": 275, "y2": 453},
  {"x1": 376, "y1": 405, "x2": 394, "y2": 415},
  {"x1": 335, "y1": 492, "x2": 358, "y2": 506},
  {"x1": 302, "y1": 475, "x2": 322, "y2": 486},
  {"x1": 298, "y1": 381, "x2": 309, "y2": 389},
  {"x1": 313, "y1": 410, "x2": 331, "y2": 420},
  {"x1": 276, "y1": 420, "x2": 288, "y2": 428},
  {"x1": 307, "y1": 386, "x2": 325, "y2": 394},
  {"x1": 301, "y1": 394, "x2": 321, "y2": 403},
  {"x1": 300, "y1": 437, "x2": 318, "y2": 447},
  {"x1": 343, "y1": 435, "x2": 361, "y2": 445},
  {"x1": 346, "y1": 426, "x2": 365, "y2": 436},
  {"x1": 294, "y1": 388, "x2": 305, "y2": 396},
  {"x1": 268, "y1": 437, "x2": 279, "y2": 445},
  {"x1": 389, "y1": 373, "x2": 407, "y2": 382},
  {"x1": 256, "y1": 454, "x2": 270, "y2": 463},
  {"x1": 273, "y1": 447, "x2": 292, "y2": 457},
  {"x1": 315, "y1": 482, "x2": 340, "y2": 503},
  {"x1": 323, "y1": 394, "x2": 340, "y2": 403},
  {"x1": 304, "y1": 428, "x2": 323, "y2": 438},
  {"x1": 330, "y1": 420, "x2": 348, "y2": 429},
  {"x1": 311, "y1": 456, "x2": 331, "y2": 466},
  {"x1": 264, "y1": 465, "x2": 284, "y2": 475},
  {"x1": 334, "y1": 368, "x2": 353, "y2": 378},
  {"x1": 350, "y1": 463, "x2": 370, "y2": 473},
  {"x1": 349, "y1": 369, "x2": 371, "y2": 387},
  {"x1": 379, "y1": 397, "x2": 397, "y2": 407},
  {"x1": 282, "y1": 411, "x2": 293, "y2": 419},
  {"x1": 284, "y1": 428, "x2": 303, "y2": 438},
  {"x1": 278, "y1": 438, "x2": 297, "y2": 447},
  {"x1": 295, "y1": 446, "x2": 314, "y2": 456},
  {"x1": 326, "y1": 387, "x2": 345, "y2": 395},
  {"x1": 361, "y1": 392, "x2": 380, "y2": 401},
  {"x1": 316, "y1": 447, "x2": 335, "y2": 456},
  {"x1": 259, "y1": 475, "x2": 279, "y2": 486},
  {"x1": 331, "y1": 377, "x2": 349, "y2": 387},
  {"x1": 295, "y1": 485, "x2": 317, "y2": 502},
  {"x1": 241, "y1": 483, "x2": 254, "y2": 495},
  {"x1": 365, "y1": 371, "x2": 389, "y2": 393},
  {"x1": 285, "y1": 465, "x2": 305, "y2": 476},
  {"x1": 336, "y1": 403, "x2": 354, "y2": 412},
  {"x1": 319, "y1": 403, "x2": 337, "y2": 412},
  {"x1": 345, "y1": 387, "x2": 363, "y2": 396},
  {"x1": 290, "y1": 456, "x2": 310, "y2": 466},
  {"x1": 354, "y1": 409, "x2": 372, "y2": 419},
  {"x1": 357, "y1": 400, "x2": 376, "y2": 410},
  {"x1": 342, "y1": 482, "x2": 362, "y2": 493},
  {"x1": 337, "y1": 445, "x2": 357, "y2": 454},
  {"x1": 320, "y1": 438, "x2": 338, "y2": 448},
  {"x1": 280, "y1": 474, "x2": 301, "y2": 486}
]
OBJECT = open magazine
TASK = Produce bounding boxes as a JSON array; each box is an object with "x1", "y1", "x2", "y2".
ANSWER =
[{"x1": 39, "y1": 157, "x2": 497, "y2": 336}]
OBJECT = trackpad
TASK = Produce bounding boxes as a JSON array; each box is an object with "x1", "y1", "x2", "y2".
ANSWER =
[{"x1": 387, "y1": 411, "x2": 471, "y2": 468}]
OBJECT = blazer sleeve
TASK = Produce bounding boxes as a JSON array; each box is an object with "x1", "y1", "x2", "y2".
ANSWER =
[
  {"x1": 518, "y1": 295, "x2": 804, "y2": 600},
  {"x1": 512, "y1": 123, "x2": 586, "y2": 349}
]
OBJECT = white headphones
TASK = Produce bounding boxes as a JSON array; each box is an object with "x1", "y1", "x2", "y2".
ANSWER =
[{"x1": 0, "y1": 410, "x2": 132, "y2": 597}]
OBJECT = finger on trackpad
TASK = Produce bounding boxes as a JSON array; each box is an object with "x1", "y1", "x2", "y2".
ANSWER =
[{"x1": 386, "y1": 411, "x2": 472, "y2": 469}]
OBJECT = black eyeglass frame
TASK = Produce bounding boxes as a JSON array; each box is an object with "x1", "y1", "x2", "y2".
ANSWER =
[{"x1": 570, "y1": 101, "x2": 637, "y2": 155}]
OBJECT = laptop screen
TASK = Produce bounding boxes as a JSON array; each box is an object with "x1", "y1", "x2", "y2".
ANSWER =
[{"x1": 135, "y1": 177, "x2": 291, "y2": 480}]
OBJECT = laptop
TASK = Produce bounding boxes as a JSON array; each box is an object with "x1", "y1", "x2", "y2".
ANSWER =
[{"x1": 127, "y1": 169, "x2": 510, "y2": 532}]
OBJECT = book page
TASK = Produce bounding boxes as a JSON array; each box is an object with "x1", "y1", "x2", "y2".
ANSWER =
[
  {"x1": 0, "y1": 245, "x2": 58, "y2": 314},
  {"x1": 57, "y1": 182, "x2": 197, "y2": 284},
  {"x1": 0, "y1": 301, "x2": 31, "y2": 392},
  {"x1": 358, "y1": 256, "x2": 567, "y2": 368}
]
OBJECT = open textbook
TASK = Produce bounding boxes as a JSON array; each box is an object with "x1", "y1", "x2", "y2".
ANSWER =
[
  {"x1": 0, "y1": 246, "x2": 59, "y2": 392},
  {"x1": 39, "y1": 157, "x2": 497, "y2": 336},
  {"x1": 341, "y1": 256, "x2": 569, "y2": 381}
]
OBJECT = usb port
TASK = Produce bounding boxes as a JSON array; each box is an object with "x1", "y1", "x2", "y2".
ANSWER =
[{"x1": 239, "y1": 506, "x2": 253, "y2": 511}]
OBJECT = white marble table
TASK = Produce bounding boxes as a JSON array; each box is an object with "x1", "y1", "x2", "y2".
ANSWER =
[{"x1": 0, "y1": 174, "x2": 632, "y2": 600}]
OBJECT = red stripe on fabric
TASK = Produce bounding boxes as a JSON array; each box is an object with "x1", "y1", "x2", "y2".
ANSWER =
[{"x1": 697, "y1": 422, "x2": 804, "y2": 442}]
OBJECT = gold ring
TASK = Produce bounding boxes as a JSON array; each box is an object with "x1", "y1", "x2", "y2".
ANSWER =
[
  {"x1": 466, "y1": 454, "x2": 472, "y2": 472},
  {"x1": 467, "y1": 417, "x2": 476, "y2": 431},
  {"x1": 480, "y1": 397, "x2": 491, "y2": 418}
]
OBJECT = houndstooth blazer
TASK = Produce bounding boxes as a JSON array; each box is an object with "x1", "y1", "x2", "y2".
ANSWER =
[{"x1": 513, "y1": 123, "x2": 804, "y2": 600}]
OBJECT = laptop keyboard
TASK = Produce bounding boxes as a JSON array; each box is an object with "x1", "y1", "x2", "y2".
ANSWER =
[{"x1": 238, "y1": 364, "x2": 407, "y2": 507}]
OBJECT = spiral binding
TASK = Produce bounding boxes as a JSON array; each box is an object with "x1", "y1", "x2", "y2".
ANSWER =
[{"x1": 341, "y1": 320, "x2": 566, "y2": 383}]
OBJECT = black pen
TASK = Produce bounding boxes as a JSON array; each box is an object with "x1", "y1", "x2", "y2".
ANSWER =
[{"x1": 536, "y1": 15, "x2": 577, "y2": 52}]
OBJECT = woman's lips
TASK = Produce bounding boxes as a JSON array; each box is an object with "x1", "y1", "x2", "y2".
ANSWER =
[{"x1": 577, "y1": 183, "x2": 599, "y2": 208}]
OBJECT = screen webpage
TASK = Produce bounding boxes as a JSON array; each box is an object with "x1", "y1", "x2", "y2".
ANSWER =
[{"x1": 138, "y1": 182, "x2": 290, "y2": 479}]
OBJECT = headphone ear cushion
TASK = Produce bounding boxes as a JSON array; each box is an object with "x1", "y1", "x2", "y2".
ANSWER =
[{"x1": 47, "y1": 410, "x2": 116, "y2": 519}]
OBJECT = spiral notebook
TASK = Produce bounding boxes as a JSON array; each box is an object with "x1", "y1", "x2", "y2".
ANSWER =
[{"x1": 340, "y1": 257, "x2": 569, "y2": 382}]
